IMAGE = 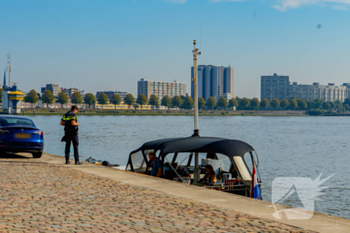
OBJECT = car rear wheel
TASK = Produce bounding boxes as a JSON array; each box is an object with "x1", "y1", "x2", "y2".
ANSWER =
[{"x1": 32, "y1": 152, "x2": 42, "y2": 158}]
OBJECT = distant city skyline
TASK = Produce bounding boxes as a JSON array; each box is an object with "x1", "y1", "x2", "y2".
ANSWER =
[{"x1": 1, "y1": 0, "x2": 350, "y2": 98}]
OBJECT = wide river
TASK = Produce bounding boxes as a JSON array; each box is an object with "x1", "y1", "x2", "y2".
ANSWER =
[{"x1": 26, "y1": 115, "x2": 349, "y2": 219}]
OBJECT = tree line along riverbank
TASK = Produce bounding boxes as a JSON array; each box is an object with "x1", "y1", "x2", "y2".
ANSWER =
[
  {"x1": 21, "y1": 89, "x2": 350, "y2": 116},
  {"x1": 16, "y1": 108, "x2": 312, "y2": 116}
]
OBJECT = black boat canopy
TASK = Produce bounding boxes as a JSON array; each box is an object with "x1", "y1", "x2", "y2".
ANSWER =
[{"x1": 130, "y1": 136, "x2": 255, "y2": 157}]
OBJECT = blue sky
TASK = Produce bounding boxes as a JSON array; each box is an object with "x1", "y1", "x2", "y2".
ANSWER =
[{"x1": 0, "y1": 0, "x2": 350, "y2": 98}]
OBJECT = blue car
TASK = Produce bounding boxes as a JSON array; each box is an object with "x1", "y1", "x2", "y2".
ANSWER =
[{"x1": 0, "y1": 116, "x2": 44, "y2": 158}]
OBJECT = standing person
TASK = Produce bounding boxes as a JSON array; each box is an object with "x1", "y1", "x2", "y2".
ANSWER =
[
  {"x1": 148, "y1": 151, "x2": 161, "y2": 177},
  {"x1": 60, "y1": 106, "x2": 83, "y2": 165}
]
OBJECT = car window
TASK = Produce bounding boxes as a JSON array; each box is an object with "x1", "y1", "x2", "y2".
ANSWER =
[{"x1": 0, "y1": 118, "x2": 35, "y2": 126}]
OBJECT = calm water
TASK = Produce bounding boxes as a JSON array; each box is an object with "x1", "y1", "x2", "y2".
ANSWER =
[{"x1": 26, "y1": 115, "x2": 349, "y2": 219}]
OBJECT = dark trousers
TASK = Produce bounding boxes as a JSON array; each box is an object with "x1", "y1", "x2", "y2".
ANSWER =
[{"x1": 65, "y1": 133, "x2": 79, "y2": 162}]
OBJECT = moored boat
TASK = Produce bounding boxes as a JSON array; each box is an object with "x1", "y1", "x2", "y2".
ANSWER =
[
  {"x1": 124, "y1": 40, "x2": 262, "y2": 199},
  {"x1": 126, "y1": 135, "x2": 262, "y2": 198}
]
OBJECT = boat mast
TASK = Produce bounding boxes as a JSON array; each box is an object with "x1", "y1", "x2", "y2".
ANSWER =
[
  {"x1": 192, "y1": 40, "x2": 201, "y2": 136},
  {"x1": 192, "y1": 40, "x2": 201, "y2": 184}
]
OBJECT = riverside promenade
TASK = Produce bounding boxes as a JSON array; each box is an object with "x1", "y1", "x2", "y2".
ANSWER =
[{"x1": 0, "y1": 154, "x2": 349, "y2": 232}]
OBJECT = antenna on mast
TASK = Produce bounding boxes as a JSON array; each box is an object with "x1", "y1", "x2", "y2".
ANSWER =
[
  {"x1": 200, "y1": 24, "x2": 202, "y2": 51},
  {"x1": 192, "y1": 40, "x2": 201, "y2": 137}
]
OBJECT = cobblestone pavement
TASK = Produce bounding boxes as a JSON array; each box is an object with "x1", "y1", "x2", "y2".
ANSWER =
[{"x1": 0, "y1": 159, "x2": 315, "y2": 232}]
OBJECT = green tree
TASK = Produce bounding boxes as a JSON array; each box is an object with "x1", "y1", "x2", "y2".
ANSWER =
[
  {"x1": 24, "y1": 89, "x2": 39, "y2": 108},
  {"x1": 344, "y1": 104, "x2": 350, "y2": 111},
  {"x1": 97, "y1": 93, "x2": 109, "y2": 108},
  {"x1": 84, "y1": 93, "x2": 96, "y2": 108},
  {"x1": 312, "y1": 98, "x2": 324, "y2": 109},
  {"x1": 182, "y1": 96, "x2": 194, "y2": 110},
  {"x1": 161, "y1": 95, "x2": 172, "y2": 109},
  {"x1": 124, "y1": 94, "x2": 135, "y2": 108},
  {"x1": 344, "y1": 98, "x2": 350, "y2": 106},
  {"x1": 280, "y1": 98, "x2": 289, "y2": 109},
  {"x1": 228, "y1": 97, "x2": 239, "y2": 109},
  {"x1": 217, "y1": 97, "x2": 228, "y2": 109},
  {"x1": 250, "y1": 97, "x2": 260, "y2": 110},
  {"x1": 171, "y1": 95, "x2": 183, "y2": 108},
  {"x1": 241, "y1": 97, "x2": 250, "y2": 109},
  {"x1": 322, "y1": 102, "x2": 331, "y2": 110},
  {"x1": 136, "y1": 94, "x2": 148, "y2": 109},
  {"x1": 198, "y1": 97, "x2": 206, "y2": 109},
  {"x1": 334, "y1": 100, "x2": 343, "y2": 111},
  {"x1": 271, "y1": 98, "x2": 280, "y2": 109},
  {"x1": 133, "y1": 103, "x2": 139, "y2": 109},
  {"x1": 260, "y1": 98, "x2": 269, "y2": 109},
  {"x1": 56, "y1": 92, "x2": 69, "y2": 108},
  {"x1": 180, "y1": 95, "x2": 186, "y2": 105},
  {"x1": 149, "y1": 94, "x2": 159, "y2": 109},
  {"x1": 297, "y1": 99, "x2": 308, "y2": 110},
  {"x1": 71, "y1": 92, "x2": 83, "y2": 104},
  {"x1": 111, "y1": 94, "x2": 122, "y2": 109},
  {"x1": 289, "y1": 99, "x2": 298, "y2": 110},
  {"x1": 42, "y1": 90, "x2": 55, "y2": 107},
  {"x1": 206, "y1": 97, "x2": 216, "y2": 110}
]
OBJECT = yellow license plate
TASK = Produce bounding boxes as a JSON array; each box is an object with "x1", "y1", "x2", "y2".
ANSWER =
[{"x1": 15, "y1": 133, "x2": 30, "y2": 139}]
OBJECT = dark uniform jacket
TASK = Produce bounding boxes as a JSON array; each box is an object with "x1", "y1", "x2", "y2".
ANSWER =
[{"x1": 62, "y1": 111, "x2": 79, "y2": 135}]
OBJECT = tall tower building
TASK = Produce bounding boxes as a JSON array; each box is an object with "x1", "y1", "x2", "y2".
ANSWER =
[
  {"x1": 191, "y1": 65, "x2": 234, "y2": 100},
  {"x1": 224, "y1": 66, "x2": 234, "y2": 95}
]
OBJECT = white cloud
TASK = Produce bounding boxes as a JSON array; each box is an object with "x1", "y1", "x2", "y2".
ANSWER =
[
  {"x1": 332, "y1": 4, "x2": 347, "y2": 9},
  {"x1": 162, "y1": 0, "x2": 186, "y2": 3},
  {"x1": 274, "y1": 0, "x2": 350, "y2": 11}
]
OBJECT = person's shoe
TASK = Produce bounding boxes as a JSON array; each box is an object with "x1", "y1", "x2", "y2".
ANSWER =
[
  {"x1": 65, "y1": 160, "x2": 70, "y2": 164},
  {"x1": 75, "y1": 161, "x2": 83, "y2": 165}
]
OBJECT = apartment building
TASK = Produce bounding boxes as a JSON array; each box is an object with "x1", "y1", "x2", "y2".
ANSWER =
[
  {"x1": 137, "y1": 78, "x2": 186, "y2": 99},
  {"x1": 261, "y1": 73, "x2": 347, "y2": 102},
  {"x1": 96, "y1": 91, "x2": 128, "y2": 100}
]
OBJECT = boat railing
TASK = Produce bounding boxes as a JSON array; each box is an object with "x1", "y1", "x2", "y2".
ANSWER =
[{"x1": 203, "y1": 183, "x2": 246, "y2": 191}]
